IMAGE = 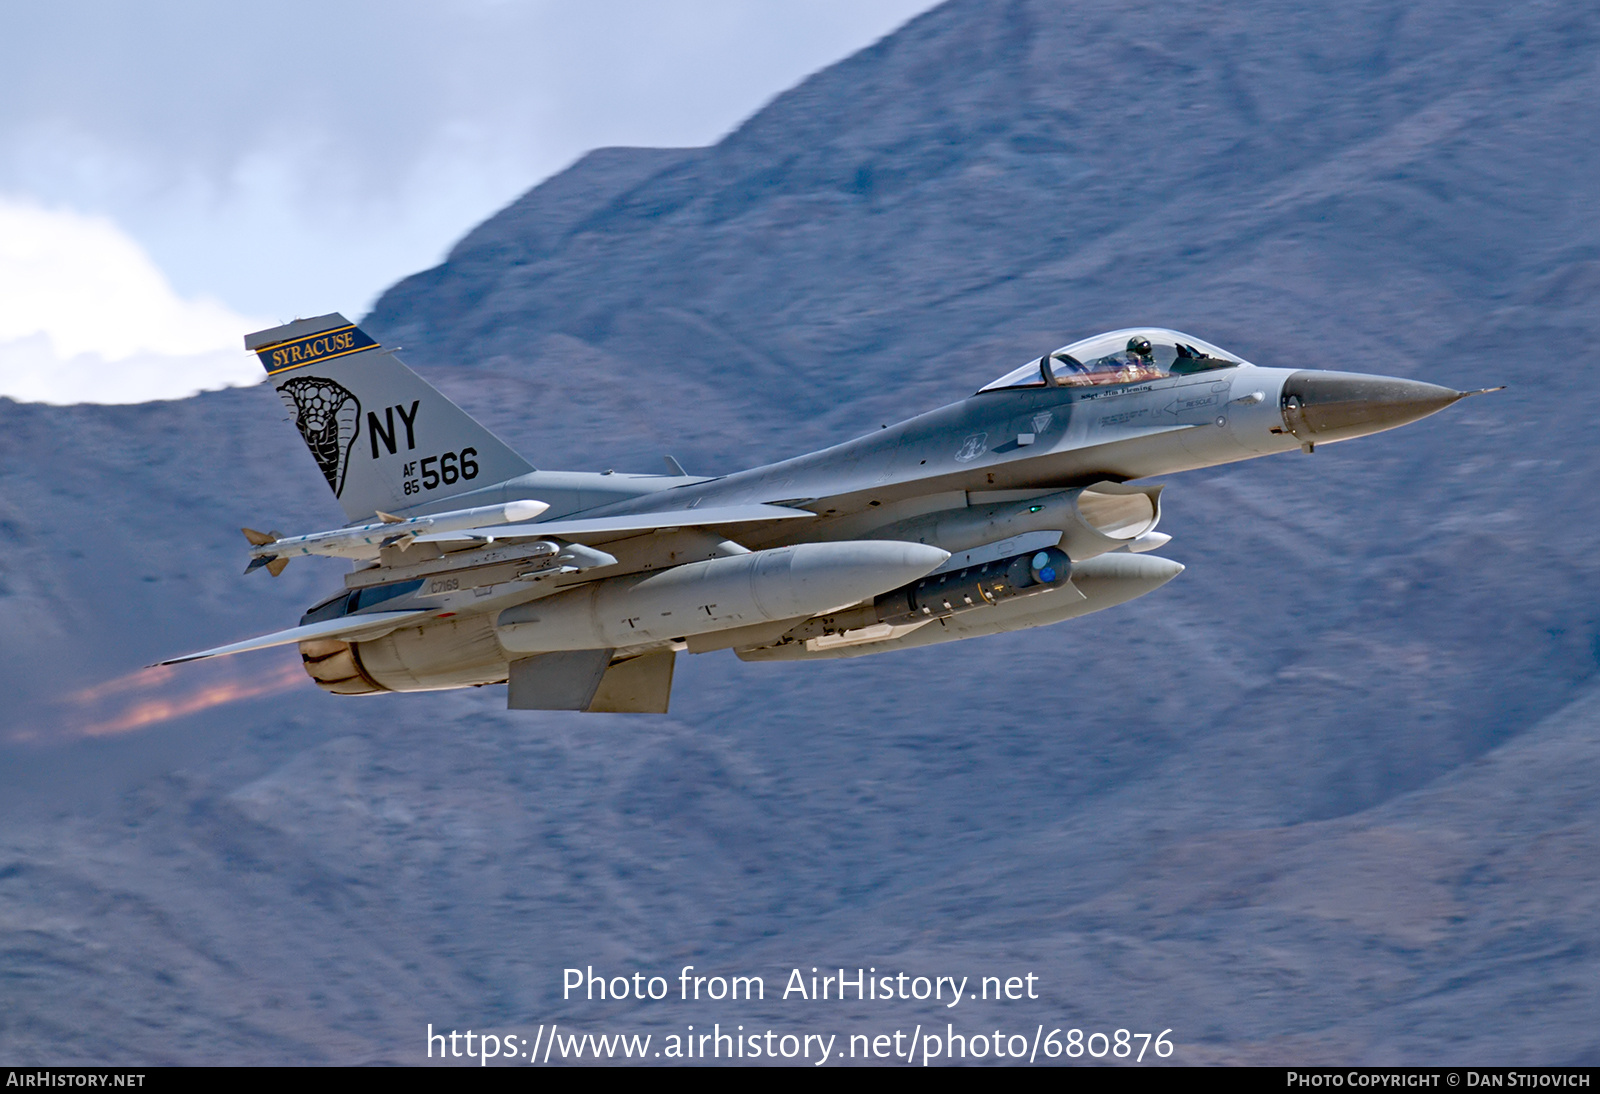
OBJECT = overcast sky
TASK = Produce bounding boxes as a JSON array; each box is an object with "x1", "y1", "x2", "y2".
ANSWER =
[{"x1": 0, "y1": 1, "x2": 938, "y2": 403}]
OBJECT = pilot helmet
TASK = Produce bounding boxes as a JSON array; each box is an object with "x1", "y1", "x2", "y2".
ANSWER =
[{"x1": 1126, "y1": 336, "x2": 1153, "y2": 358}]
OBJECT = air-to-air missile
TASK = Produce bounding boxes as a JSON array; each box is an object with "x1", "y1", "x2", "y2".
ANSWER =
[
  {"x1": 242, "y1": 499, "x2": 550, "y2": 572},
  {"x1": 161, "y1": 314, "x2": 1495, "y2": 711}
]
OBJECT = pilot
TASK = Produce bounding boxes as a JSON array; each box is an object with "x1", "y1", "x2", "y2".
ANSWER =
[{"x1": 1120, "y1": 335, "x2": 1157, "y2": 379}]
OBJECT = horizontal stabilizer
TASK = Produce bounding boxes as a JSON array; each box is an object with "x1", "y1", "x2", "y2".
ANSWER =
[
  {"x1": 156, "y1": 609, "x2": 434, "y2": 665},
  {"x1": 417, "y1": 503, "x2": 816, "y2": 544}
]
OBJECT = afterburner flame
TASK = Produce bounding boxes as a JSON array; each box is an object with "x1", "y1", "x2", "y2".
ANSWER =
[
  {"x1": 63, "y1": 664, "x2": 181, "y2": 706},
  {"x1": 77, "y1": 661, "x2": 307, "y2": 737},
  {"x1": 17, "y1": 658, "x2": 308, "y2": 742}
]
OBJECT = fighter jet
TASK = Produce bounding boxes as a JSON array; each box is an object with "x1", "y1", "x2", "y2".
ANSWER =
[{"x1": 162, "y1": 314, "x2": 1494, "y2": 712}]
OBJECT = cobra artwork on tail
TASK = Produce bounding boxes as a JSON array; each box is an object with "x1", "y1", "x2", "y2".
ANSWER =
[{"x1": 276, "y1": 375, "x2": 362, "y2": 498}]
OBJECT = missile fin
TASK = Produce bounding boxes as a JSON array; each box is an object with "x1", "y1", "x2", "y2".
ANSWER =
[
  {"x1": 266, "y1": 557, "x2": 289, "y2": 577},
  {"x1": 242, "y1": 527, "x2": 279, "y2": 546}
]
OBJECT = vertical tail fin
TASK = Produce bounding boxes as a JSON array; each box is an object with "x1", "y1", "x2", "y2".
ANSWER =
[{"x1": 246, "y1": 313, "x2": 534, "y2": 522}]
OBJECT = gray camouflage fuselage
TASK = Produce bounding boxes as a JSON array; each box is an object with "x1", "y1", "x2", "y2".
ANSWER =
[{"x1": 165, "y1": 313, "x2": 1484, "y2": 710}]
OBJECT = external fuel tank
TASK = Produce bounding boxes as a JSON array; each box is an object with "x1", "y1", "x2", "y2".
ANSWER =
[{"x1": 496, "y1": 540, "x2": 950, "y2": 653}]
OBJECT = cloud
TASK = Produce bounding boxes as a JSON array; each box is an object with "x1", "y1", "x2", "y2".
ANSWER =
[
  {"x1": 0, "y1": 196, "x2": 267, "y2": 403},
  {"x1": 0, "y1": 3, "x2": 940, "y2": 402},
  {"x1": 0, "y1": 2, "x2": 940, "y2": 318}
]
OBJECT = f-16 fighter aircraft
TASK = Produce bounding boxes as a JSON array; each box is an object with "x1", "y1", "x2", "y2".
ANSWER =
[{"x1": 162, "y1": 313, "x2": 1494, "y2": 712}]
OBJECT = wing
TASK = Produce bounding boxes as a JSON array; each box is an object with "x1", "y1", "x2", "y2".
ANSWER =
[{"x1": 413, "y1": 503, "x2": 816, "y2": 544}]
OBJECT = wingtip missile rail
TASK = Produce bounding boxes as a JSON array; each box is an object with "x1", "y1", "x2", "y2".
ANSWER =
[{"x1": 242, "y1": 499, "x2": 550, "y2": 574}]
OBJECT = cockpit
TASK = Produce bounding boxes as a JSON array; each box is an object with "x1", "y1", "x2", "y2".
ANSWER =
[{"x1": 978, "y1": 328, "x2": 1247, "y2": 393}]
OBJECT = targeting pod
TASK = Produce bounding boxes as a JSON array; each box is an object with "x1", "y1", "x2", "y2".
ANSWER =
[{"x1": 874, "y1": 546, "x2": 1072, "y2": 626}]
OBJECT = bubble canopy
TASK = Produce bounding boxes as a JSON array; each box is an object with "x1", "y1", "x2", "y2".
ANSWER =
[{"x1": 978, "y1": 328, "x2": 1248, "y2": 393}]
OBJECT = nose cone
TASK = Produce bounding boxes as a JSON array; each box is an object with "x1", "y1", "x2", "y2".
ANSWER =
[{"x1": 1281, "y1": 371, "x2": 1466, "y2": 444}]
